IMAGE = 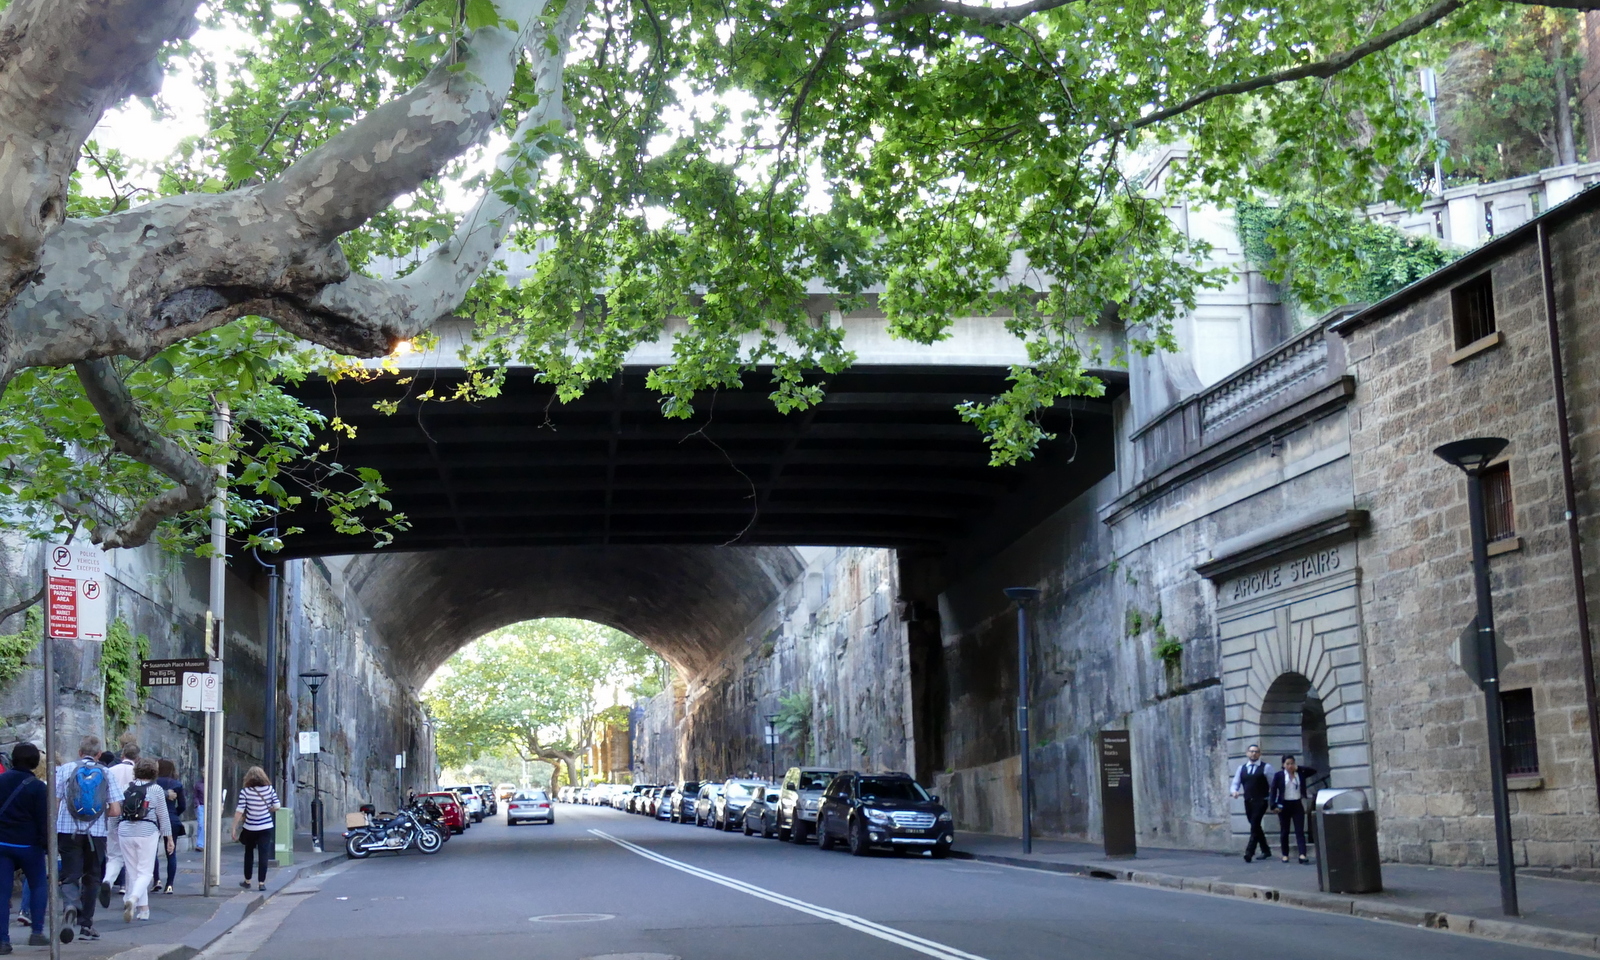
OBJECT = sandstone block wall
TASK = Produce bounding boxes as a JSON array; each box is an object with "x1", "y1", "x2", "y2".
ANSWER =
[
  {"x1": 1342, "y1": 215, "x2": 1600, "y2": 869},
  {"x1": 634, "y1": 546, "x2": 913, "y2": 785}
]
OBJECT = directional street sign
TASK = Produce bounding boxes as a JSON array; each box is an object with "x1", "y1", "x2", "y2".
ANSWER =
[
  {"x1": 44, "y1": 543, "x2": 107, "y2": 641},
  {"x1": 141, "y1": 658, "x2": 214, "y2": 687}
]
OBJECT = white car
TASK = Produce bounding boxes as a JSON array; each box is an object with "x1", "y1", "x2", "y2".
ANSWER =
[
  {"x1": 451, "y1": 787, "x2": 485, "y2": 821},
  {"x1": 507, "y1": 789, "x2": 556, "y2": 825}
]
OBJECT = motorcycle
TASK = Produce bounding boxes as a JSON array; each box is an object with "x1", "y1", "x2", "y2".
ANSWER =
[{"x1": 344, "y1": 800, "x2": 445, "y2": 858}]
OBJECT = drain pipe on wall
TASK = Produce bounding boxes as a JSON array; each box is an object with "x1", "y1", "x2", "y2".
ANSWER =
[{"x1": 1536, "y1": 221, "x2": 1600, "y2": 809}]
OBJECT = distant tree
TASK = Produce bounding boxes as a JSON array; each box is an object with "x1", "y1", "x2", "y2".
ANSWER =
[
  {"x1": 424, "y1": 619, "x2": 664, "y2": 793},
  {"x1": 1439, "y1": 7, "x2": 1584, "y2": 180}
]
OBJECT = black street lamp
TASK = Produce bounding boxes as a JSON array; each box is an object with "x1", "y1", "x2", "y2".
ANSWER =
[
  {"x1": 764, "y1": 715, "x2": 779, "y2": 781},
  {"x1": 1004, "y1": 587, "x2": 1041, "y2": 855},
  {"x1": 1434, "y1": 436, "x2": 1519, "y2": 917},
  {"x1": 251, "y1": 529, "x2": 283, "y2": 791},
  {"x1": 299, "y1": 670, "x2": 328, "y2": 853}
]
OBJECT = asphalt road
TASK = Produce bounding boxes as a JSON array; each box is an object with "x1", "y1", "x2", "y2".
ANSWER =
[{"x1": 203, "y1": 804, "x2": 1574, "y2": 960}]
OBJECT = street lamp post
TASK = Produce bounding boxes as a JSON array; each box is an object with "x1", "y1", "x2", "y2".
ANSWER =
[
  {"x1": 1004, "y1": 587, "x2": 1041, "y2": 855},
  {"x1": 251, "y1": 529, "x2": 283, "y2": 791},
  {"x1": 299, "y1": 670, "x2": 328, "y2": 853},
  {"x1": 764, "y1": 715, "x2": 779, "y2": 781},
  {"x1": 1434, "y1": 437, "x2": 1519, "y2": 917}
]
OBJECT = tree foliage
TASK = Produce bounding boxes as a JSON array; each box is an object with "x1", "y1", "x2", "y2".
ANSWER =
[
  {"x1": 1439, "y1": 6, "x2": 1585, "y2": 180},
  {"x1": 0, "y1": 0, "x2": 1572, "y2": 554},
  {"x1": 423, "y1": 618, "x2": 664, "y2": 785},
  {"x1": 1236, "y1": 200, "x2": 1460, "y2": 318}
]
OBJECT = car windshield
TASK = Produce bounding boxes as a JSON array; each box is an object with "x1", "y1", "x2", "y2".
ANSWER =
[
  {"x1": 725, "y1": 782, "x2": 760, "y2": 798},
  {"x1": 858, "y1": 778, "x2": 931, "y2": 802},
  {"x1": 796, "y1": 772, "x2": 837, "y2": 790}
]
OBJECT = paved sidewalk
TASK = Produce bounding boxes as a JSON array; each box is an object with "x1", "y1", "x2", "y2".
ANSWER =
[
  {"x1": 8, "y1": 836, "x2": 338, "y2": 960},
  {"x1": 955, "y1": 833, "x2": 1600, "y2": 955}
]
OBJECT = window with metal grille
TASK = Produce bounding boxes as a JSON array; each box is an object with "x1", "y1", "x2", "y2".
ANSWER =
[
  {"x1": 1451, "y1": 273, "x2": 1496, "y2": 348},
  {"x1": 1501, "y1": 688, "x2": 1539, "y2": 776},
  {"x1": 1482, "y1": 462, "x2": 1515, "y2": 542}
]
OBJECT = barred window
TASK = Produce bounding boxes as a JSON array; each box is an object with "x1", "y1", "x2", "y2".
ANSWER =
[
  {"x1": 1452, "y1": 273, "x2": 1496, "y2": 349},
  {"x1": 1501, "y1": 688, "x2": 1539, "y2": 776},
  {"x1": 1482, "y1": 462, "x2": 1515, "y2": 543}
]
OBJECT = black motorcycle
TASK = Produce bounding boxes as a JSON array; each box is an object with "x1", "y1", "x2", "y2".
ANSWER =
[{"x1": 344, "y1": 800, "x2": 445, "y2": 858}]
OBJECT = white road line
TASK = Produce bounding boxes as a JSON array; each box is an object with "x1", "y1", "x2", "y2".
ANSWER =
[{"x1": 589, "y1": 829, "x2": 992, "y2": 960}]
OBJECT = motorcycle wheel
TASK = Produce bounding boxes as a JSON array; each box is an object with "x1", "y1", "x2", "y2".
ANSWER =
[
  {"x1": 345, "y1": 833, "x2": 373, "y2": 859},
  {"x1": 417, "y1": 828, "x2": 444, "y2": 854}
]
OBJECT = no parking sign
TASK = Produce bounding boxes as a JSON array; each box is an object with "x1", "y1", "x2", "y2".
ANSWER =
[{"x1": 45, "y1": 543, "x2": 106, "y2": 641}]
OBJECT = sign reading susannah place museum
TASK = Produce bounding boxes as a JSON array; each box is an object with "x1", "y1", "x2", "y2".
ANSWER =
[{"x1": 1222, "y1": 541, "x2": 1351, "y2": 606}]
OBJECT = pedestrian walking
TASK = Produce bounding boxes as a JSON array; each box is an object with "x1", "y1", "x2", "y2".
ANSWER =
[
  {"x1": 0, "y1": 743, "x2": 52, "y2": 952},
  {"x1": 56, "y1": 735, "x2": 118, "y2": 943},
  {"x1": 193, "y1": 775, "x2": 205, "y2": 853},
  {"x1": 1270, "y1": 755, "x2": 1318, "y2": 864},
  {"x1": 1229, "y1": 744, "x2": 1275, "y2": 863},
  {"x1": 153, "y1": 760, "x2": 186, "y2": 894},
  {"x1": 99, "y1": 743, "x2": 138, "y2": 901},
  {"x1": 116, "y1": 759, "x2": 172, "y2": 923},
  {"x1": 231, "y1": 768, "x2": 278, "y2": 892}
]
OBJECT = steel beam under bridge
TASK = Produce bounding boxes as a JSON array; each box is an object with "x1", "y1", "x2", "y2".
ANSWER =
[{"x1": 275, "y1": 364, "x2": 1121, "y2": 557}]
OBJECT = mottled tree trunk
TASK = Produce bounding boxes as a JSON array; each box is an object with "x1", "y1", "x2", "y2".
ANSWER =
[
  {"x1": 1581, "y1": 11, "x2": 1600, "y2": 160},
  {"x1": 1555, "y1": 26, "x2": 1580, "y2": 165}
]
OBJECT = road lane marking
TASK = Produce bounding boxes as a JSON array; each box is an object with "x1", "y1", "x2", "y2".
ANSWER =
[{"x1": 589, "y1": 829, "x2": 992, "y2": 960}]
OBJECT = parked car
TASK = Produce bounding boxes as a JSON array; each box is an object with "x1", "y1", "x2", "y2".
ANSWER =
[
  {"x1": 776, "y1": 766, "x2": 839, "y2": 842},
  {"x1": 452, "y1": 786, "x2": 485, "y2": 822},
  {"x1": 671, "y1": 781, "x2": 701, "y2": 822},
  {"x1": 741, "y1": 785, "x2": 782, "y2": 838},
  {"x1": 654, "y1": 786, "x2": 677, "y2": 820},
  {"x1": 814, "y1": 771, "x2": 953, "y2": 857},
  {"x1": 417, "y1": 791, "x2": 467, "y2": 835},
  {"x1": 473, "y1": 784, "x2": 498, "y2": 816},
  {"x1": 693, "y1": 783, "x2": 724, "y2": 826},
  {"x1": 714, "y1": 779, "x2": 765, "y2": 830},
  {"x1": 507, "y1": 788, "x2": 556, "y2": 825},
  {"x1": 644, "y1": 785, "x2": 669, "y2": 816}
]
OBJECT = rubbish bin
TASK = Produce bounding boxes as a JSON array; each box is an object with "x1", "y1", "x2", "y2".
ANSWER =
[{"x1": 1315, "y1": 789, "x2": 1381, "y2": 894}]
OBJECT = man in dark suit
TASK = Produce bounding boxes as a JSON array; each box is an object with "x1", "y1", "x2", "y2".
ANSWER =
[
  {"x1": 1229, "y1": 744, "x2": 1274, "y2": 862},
  {"x1": 1269, "y1": 754, "x2": 1318, "y2": 863}
]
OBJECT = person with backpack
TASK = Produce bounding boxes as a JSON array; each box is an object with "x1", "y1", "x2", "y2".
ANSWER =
[
  {"x1": 230, "y1": 768, "x2": 278, "y2": 892},
  {"x1": 98, "y1": 743, "x2": 137, "y2": 903},
  {"x1": 0, "y1": 743, "x2": 51, "y2": 953},
  {"x1": 116, "y1": 759, "x2": 171, "y2": 923},
  {"x1": 55, "y1": 735, "x2": 119, "y2": 943}
]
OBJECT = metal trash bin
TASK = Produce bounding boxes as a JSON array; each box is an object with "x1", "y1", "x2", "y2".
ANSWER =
[{"x1": 1315, "y1": 789, "x2": 1382, "y2": 894}]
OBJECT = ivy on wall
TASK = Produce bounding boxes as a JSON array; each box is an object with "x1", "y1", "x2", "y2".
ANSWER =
[
  {"x1": 0, "y1": 607, "x2": 42, "y2": 689},
  {"x1": 101, "y1": 618, "x2": 150, "y2": 735},
  {"x1": 1236, "y1": 200, "x2": 1460, "y2": 322}
]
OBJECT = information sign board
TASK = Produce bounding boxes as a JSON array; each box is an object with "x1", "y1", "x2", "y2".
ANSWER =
[
  {"x1": 1098, "y1": 729, "x2": 1137, "y2": 859},
  {"x1": 44, "y1": 543, "x2": 106, "y2": 640}
]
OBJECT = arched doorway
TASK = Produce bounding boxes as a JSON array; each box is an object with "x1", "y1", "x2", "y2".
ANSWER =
[{"x1": 1260, "y1": 673, "x2": 1332, "y2": 788}]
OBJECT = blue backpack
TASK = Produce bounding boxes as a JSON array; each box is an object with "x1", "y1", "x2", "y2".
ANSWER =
[{"x1": 67, "y1": 761, "x2": 108, "y2": 821}]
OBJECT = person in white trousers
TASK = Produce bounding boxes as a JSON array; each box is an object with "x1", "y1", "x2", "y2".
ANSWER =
[
  {"x1": 98, "y1": 745, "x2": 138, "y2": 907},
  {"x1": 116, "y1": 759, "x2": 172, "y2": 922}
]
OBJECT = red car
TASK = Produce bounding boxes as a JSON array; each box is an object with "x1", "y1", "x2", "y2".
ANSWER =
[{"x1": 418, "y1": 792, "x2": 468, "y2": 834}]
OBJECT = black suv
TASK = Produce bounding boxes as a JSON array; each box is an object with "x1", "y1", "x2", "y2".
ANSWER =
[{"x1": 814, "y1": 771, "x2": 954, "y2": 857}]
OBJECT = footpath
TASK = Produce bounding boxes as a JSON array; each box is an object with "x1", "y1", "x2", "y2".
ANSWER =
[
  {"x1": 955, "y1": 833, "x2": 1600, "y2": 956},
  {"x1": 24, "y1": 836, "x2": 340, "y2": 960}
]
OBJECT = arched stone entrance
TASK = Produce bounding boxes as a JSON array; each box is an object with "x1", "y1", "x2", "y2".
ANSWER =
[
  {"x1": 1208, "y1": 537, "x2": 1374, "y2": 839},
  {"x1": 1259, "y1": 673, "x2": 1333, "y2": 789}
]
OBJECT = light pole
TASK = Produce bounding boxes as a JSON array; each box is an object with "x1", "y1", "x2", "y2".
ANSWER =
[
  {"x1": 764, "y1": 715, "x2": 779, "y2": 781},
  {"x1": 1004, "y1": 587, "x2": 1041, "y2": 855},
  {"x1": 251, "y1": 529, "x2": 283, "y2": 791},
  {"x1": 1434, "y1": 437, "x2": 1519, "y2": 917},
  {"x1": 299, "y1": 670, "x2": 328, "y2": 853}
]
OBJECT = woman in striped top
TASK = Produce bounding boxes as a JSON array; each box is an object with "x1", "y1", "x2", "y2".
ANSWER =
[{"x1": 230, "y1": 768, "x2": 279, "y2": 891}]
